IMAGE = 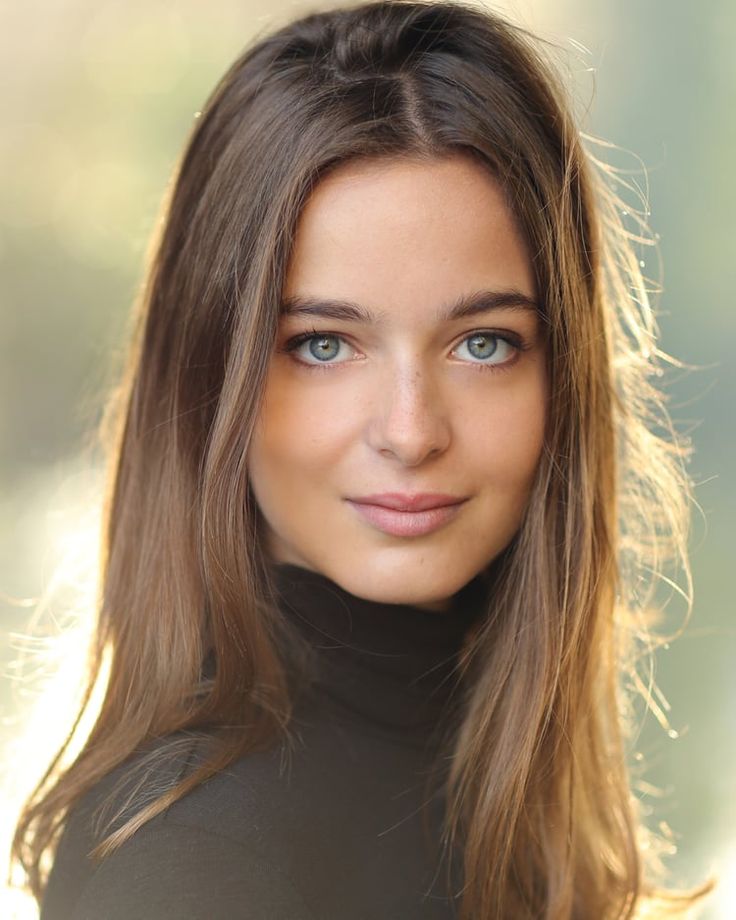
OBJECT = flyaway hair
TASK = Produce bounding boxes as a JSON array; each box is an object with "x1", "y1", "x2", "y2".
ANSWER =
[{"x1": 10, "y1": 2, "x2": 713, "y2": 917}]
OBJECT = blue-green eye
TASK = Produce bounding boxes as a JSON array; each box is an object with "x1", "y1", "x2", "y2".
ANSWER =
[
  {"x1": 281, "y1": 331, "x2": 356, "y2": 367},
  {"x1": 298, "y1": 333, "x2": 343, "y2": 363},
  {"x1": 281, "y1": 328, "x2": 529, "y2": 371},
  {"x1": 457, "y1": 332, "x2": 512, "y2": 363}
]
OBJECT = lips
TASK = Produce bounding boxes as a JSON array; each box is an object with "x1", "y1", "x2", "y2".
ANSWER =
[
  {"x1": 347, "y1": 492, "x2": 466, "y2": 512},
  {"x1": 345, "y1": 494, "x2": 467, "y2": 537}
]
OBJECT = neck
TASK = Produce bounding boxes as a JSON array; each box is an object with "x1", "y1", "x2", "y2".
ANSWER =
[{"x1": 267, "y1": 562, "x2": 491, "y2": 749}]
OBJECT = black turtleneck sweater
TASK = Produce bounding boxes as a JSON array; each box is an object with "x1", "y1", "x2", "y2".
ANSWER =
[{"x1": 40, "y1": 563, "x2": 489, "y2": 920}]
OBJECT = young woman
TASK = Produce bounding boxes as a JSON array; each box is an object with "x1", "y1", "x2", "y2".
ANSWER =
[{"x1": 10, "y1": 1, "x2": 713, "y2": 917}]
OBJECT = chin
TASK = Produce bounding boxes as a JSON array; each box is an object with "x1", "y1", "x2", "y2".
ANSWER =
[{"x1": 341, "y1": 564, "x2": 457, "y2": 608}]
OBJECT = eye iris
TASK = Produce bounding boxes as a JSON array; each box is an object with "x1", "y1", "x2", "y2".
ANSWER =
[
  {"x1": 467, "y1": 333, "x2": 498, "y2": 359},
  {"x1": 309, "y1": 335, "x2": 339, "y2": 361}
]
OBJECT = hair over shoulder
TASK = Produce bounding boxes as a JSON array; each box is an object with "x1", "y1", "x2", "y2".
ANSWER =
[{"x1": 10, "y1": 2, "x2": 714, "y2": 917}]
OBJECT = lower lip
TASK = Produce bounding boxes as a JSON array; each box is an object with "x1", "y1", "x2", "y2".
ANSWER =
[{"x1": 346, "y1": 500, "x2": 465, "y2": 537}]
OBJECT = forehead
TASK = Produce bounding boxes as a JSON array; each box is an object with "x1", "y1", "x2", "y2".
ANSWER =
[{"x1": 283, "y1": 154, "x2": 537, "y2": 318}]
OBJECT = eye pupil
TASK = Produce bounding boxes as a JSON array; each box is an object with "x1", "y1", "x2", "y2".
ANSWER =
[
  {"x1": 310, "y1": 335, "x2": 339, "y2": 361},
  {"x1": 468, "y1": 333, "x2": 498, "y2": 359}
]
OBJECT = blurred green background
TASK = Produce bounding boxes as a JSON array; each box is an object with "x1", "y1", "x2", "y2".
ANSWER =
[{"x1": 1, "y1": 1, "x2": 733, "y2": 917}]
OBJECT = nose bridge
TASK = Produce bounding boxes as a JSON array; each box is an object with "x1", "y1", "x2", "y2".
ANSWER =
[
  {"x1": 370, "y1": 351, "x2": 450, "y2": 463},
  {"x1": 390, "y1": 359, "x2": 435, "y2": 415}
]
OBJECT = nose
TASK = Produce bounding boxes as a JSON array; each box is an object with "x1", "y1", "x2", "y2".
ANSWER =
[{"x1": 366, "y1": 362, "x2": 451, "y2": 466}]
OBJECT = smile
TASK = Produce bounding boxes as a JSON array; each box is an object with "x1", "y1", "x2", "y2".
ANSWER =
[{"x1": 345, "y1": 500, "x2": 465, "y2": 537}]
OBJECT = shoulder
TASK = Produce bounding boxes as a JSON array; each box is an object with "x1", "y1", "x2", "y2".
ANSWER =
[
  {"x1": 42, "y1": 731, "x2": 314, "y2": 920},
  {"x1": 64, "y1": 822, "x2": 316, "y2": 920}
]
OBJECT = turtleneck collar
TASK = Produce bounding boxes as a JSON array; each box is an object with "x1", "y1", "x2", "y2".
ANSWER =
[{"x1": 269, "y1": 562, "x2": 490, "y2": 746}]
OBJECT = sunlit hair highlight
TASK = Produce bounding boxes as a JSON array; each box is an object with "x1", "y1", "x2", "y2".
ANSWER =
[{"x1": 10, "y1": 1, "x2": 714, "y2": 917}]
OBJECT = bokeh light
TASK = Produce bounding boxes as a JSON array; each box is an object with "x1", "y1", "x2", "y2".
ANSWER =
[{"x1": 1, "y1": 1, "x2": 732, "y2": 917}]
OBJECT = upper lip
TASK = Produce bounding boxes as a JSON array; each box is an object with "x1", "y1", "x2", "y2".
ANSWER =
[{"x1": 347, "y1": 492, "x2": 467, "y2": 512}]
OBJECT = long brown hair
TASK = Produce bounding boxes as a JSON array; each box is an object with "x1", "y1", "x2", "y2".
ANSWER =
[{"x1": 10, "y1": 1, "x2": 713, "y2": 916}]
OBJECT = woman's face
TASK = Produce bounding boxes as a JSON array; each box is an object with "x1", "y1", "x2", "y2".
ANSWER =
[{"x1": 247, "y1": 153, "x2": 548, "y2": 612}]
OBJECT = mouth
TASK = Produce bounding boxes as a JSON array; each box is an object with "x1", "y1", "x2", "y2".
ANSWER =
[
  {"x1": 345, "y1": 498, "x2": 467, "y2": 537},
  {"x1": 346, "y1": 492, "x2": 467, "y2": 512}
]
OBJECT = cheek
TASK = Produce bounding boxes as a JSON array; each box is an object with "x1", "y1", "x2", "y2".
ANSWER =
[
  {"x1": 462, "y1": 377, "x2": 547, "y2": 487},
  {"x1": 248, "y1": 372, "x2": 357, "y2": 488}
]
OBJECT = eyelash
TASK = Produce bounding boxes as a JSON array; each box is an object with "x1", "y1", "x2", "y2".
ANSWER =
[{"x1": 280, "y1": 327, "x2": 532, "y2": 374}]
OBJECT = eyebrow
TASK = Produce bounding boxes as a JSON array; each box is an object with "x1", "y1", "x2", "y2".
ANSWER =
[{"x1": 279, "y1": 289, "x2": 542, "y2": 324}]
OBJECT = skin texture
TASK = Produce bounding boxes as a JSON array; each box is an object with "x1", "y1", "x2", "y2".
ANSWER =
[{"x1": 247, "y1": 153, "x2": 548, "y2": 612}]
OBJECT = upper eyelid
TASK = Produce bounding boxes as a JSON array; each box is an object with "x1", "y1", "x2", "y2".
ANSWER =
[{"x1": 283, "y1": 326, "x2": 526, "y2": 344}]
